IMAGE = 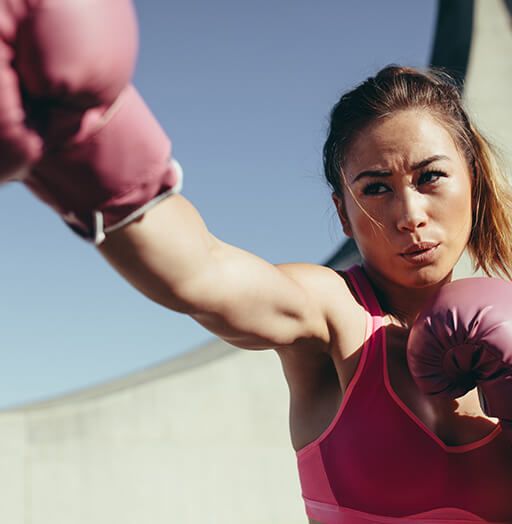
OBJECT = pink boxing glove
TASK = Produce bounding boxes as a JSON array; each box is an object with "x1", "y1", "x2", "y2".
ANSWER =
[
  {"x1": 0, "y1": 0, "x2": 138, "y2": 179},
  {"x1": 407, "y1": 278, "x2": 512, "y2": 441},
  {"x1": 24, "y1": 84, "x2": 183, "y2": 244}
]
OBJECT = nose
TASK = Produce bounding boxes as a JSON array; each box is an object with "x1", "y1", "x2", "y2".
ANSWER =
[{"x1": 395, "y1": 189, "x2": 427, "y2": 232}]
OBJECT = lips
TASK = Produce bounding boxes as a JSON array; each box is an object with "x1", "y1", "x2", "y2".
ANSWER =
[
  {"x1": 400, "y1": 242, "x2": 440, "y2": 264},
  {"x1": 401, "y1": 242, "x2": 439, "y2": 255}
]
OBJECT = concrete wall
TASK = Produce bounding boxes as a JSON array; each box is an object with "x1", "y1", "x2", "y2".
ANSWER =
[{"x1": 0, "y1": 341, "x2": 305, "y2": 524}]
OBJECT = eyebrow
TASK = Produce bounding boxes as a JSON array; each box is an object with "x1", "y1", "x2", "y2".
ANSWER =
[{"x1": 351, "y1": 154, "x2": 450, "y2": 184}]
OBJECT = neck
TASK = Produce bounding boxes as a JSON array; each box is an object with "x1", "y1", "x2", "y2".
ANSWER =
[{"x1": 361, "y1": 263, "x2": 452, "y2": 328}]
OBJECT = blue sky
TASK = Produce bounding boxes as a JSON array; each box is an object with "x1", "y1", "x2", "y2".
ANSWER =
[{"x1": 0, "y1": 1, "x2": 437, "y2": 408}]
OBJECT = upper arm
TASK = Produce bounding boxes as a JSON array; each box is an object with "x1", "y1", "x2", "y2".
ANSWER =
[
  {"x1": 190, "y1": 257, "x2": 361, "y2": 353},
  {"x1": 187, "y1": 255, "x2": 335, "y2": 351},
  {"x1": 98, "y1": 195, "x2": 341, "y2": 351}
]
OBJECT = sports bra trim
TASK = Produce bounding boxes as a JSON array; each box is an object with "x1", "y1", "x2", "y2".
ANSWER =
[
  {"x1": 382, "y1": 324, "x2": 501, "y2": 452},
  {"x1": 303, "y1": 497, "x2": 501, "y2": 523}
]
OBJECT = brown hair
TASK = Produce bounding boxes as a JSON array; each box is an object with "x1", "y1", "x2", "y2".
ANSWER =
[{"x1": 323, "y1": 65, "x2": 512, "y2": 279}]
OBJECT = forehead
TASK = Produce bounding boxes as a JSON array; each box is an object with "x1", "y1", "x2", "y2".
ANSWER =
[{"x1": 343, "y1": 110, "x2": 463, "y2": 181}]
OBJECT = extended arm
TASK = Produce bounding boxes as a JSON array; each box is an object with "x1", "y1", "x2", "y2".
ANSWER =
[{"x1": 1, "y1": 0, "x2": 332, "y2": 352}]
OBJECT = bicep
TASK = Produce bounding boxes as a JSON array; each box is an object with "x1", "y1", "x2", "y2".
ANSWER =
[{"x1": 187, "y1": 248, "x2": 331, "y2": 350}]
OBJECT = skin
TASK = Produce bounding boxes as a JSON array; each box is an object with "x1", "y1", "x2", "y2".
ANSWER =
[{"x1": 98, "y1": 108, "x2": 497, "y2": 524}]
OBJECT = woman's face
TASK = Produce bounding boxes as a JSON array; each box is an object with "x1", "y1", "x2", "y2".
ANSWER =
[{"x1": 334, "y1": 109, "x2": 473, "y2": 289}]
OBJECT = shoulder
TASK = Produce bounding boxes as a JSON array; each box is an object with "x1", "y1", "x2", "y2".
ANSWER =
[
  {"x1": 277, "y1": 263, "x2": 361, "y2": 310},
  {"x1": 276, "y1": 262, "x2": 349, "y2": 293},
  {"x1": 276, "y1": 263, "x2": 366, "y2": 355}
]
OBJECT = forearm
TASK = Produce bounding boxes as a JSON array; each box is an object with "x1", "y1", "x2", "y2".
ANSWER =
[{"x1": 98, "y1": 194, "x2": 219, "y2": 313}]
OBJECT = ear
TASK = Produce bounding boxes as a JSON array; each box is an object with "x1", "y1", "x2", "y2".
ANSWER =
[{"x1": 332, "y1": 192, "x2": 353, "y2": 238}]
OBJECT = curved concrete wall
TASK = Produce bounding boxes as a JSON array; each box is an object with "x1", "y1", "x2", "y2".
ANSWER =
[{"x1": 0, "y1": 341, "x2": 305, "y2": 523}]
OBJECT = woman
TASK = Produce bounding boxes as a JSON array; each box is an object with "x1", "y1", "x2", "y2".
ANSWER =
[
  {"x1": 93, "y1": 66, "x2": 512, "y2": 523},
  {"x1": 4, "y1": 3, "x2": 510, "y2": 522}
]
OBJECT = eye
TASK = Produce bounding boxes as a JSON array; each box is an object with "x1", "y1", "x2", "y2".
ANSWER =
[
  {"x1": 418, "y1": 170, "x2": 446, "y2": 185},
  {"x1": 363, "y1": 182, "x2": 390, "y2": 195}
]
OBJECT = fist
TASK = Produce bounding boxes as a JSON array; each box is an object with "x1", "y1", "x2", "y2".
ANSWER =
[
  {"x1": 407, "y1": 278, "x2": 512, "y2": 439},
  {"x1": 0, "y1": 0, "x2": 138, "y2": 178}
]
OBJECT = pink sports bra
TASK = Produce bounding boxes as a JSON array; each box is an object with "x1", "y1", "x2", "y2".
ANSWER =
[{"x1": 296, "y1": 266, "x2": 512, "y2": 523}]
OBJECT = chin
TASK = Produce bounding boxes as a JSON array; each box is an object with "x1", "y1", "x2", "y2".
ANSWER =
[
  {"x1": 364, "y1": 258, "x2": 453, "y2": 291},
  {"x1": 398, "y1": 263, "x2": 455, "y2": 289},
  {"x1": 406, "y1": 271, "x2": 452, "y2": 289}
]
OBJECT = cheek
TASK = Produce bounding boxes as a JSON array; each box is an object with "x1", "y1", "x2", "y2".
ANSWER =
[
  {"x1": 343, "y1": 197, "x2": 386, "y2": 246},
  {"x1": 344, "y1": 193, "x2": 386, "y2": 230}
]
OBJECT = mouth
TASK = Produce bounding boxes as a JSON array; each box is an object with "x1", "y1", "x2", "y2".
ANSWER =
[{"x1": 400, "y1": 242, "x2": 440, "y2": 264}]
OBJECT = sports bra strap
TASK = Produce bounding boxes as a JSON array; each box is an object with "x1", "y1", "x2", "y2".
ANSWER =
[{"x1": 345, "y1": 265, "x2": 384, "y2": 319}]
